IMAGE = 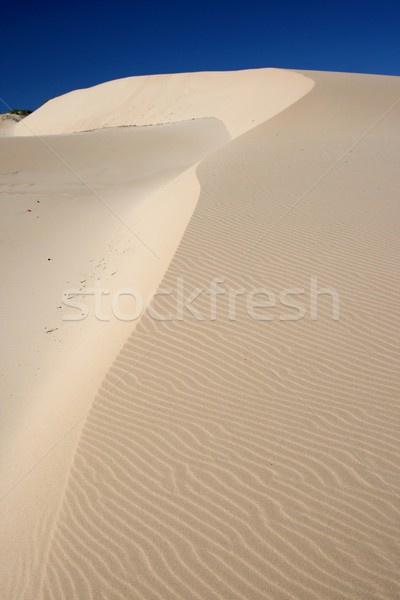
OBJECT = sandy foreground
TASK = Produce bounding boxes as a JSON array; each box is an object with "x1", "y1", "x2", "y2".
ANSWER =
[{"x1": 0, "y1": 68, "x2": 399, "y2": 599}]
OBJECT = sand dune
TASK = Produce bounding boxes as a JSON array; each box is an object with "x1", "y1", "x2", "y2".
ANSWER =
[
  {"x1": 13, "y1": 68, "x2": 313, "y2": 138},
  {"x1": 1, "y1": 68, "x2": 400, "y2": 599}
]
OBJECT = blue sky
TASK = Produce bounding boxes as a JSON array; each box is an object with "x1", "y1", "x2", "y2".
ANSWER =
[{"x1": 1, "y1": 0, "x2": 399, "y2": 110}]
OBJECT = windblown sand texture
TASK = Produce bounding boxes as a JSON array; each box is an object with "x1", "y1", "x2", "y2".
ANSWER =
[{"x1": 1, "y1": 68, "x2": 400, "y2": 599}]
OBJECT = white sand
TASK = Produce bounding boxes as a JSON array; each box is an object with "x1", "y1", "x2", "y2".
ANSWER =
[{"x1": 1, "y1": 68, "x2": 399, "y2": 599}]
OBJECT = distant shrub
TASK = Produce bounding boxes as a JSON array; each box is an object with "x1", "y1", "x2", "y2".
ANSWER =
[{"x1": 9, "y1": 109, "x2": 32, "y2": 116}]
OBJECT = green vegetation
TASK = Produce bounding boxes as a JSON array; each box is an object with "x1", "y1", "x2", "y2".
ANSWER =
[{"x1": 9, "y1": 109, "x2": 32, "y2": 117}]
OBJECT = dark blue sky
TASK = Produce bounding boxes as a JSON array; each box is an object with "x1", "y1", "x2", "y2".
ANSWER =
[{"x1": 1, "y1": 0, "x2": 399, "y2": 110}]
